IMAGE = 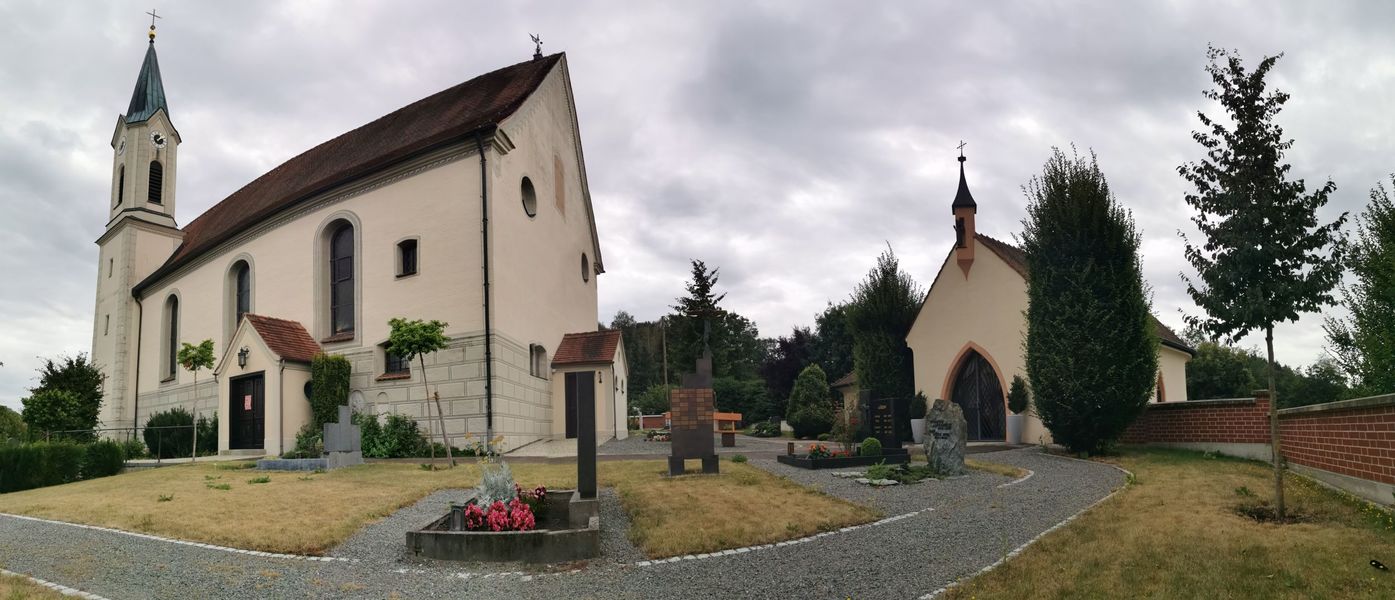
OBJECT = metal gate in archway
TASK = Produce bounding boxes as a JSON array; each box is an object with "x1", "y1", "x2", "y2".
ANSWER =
[{"x1": 949, "y1": 349, "x2": 1005, "y2": 441}]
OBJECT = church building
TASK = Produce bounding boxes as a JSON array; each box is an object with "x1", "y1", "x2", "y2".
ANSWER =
[
  {"x1": 91, "y1": 27, "x2": 627, "y2": 455},
  {"x1": 905, "y1": 154, "x2": 1193, "y2": 444}
]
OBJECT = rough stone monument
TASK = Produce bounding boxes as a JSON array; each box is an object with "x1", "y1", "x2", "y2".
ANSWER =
[
  {"x1": 668, "y1": 350, "x2": 718, "y2": 476},
  {"x1": 924, "y1": 398, "x2": 966, "y2": 475},
  {"x1": 323, "y1": 404, "x2": 364, "y2": 470}
]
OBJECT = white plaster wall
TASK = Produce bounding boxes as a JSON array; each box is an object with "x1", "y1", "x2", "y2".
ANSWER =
[
  {"x1": 1159, "y1": 346, "x2": 1191, "y2": 403},
  {"x1": 491, "y1": 57, "x2": 600, "y2": 365},
  {"x1": 906, "y1": 245, "x2": 1051, "y2": 443}
]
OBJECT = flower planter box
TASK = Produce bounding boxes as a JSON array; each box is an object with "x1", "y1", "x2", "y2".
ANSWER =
[
  {"x1": 776, "y1": 449, "x2": 910, "y2": 470},
  {"x1": 406, "y1": 489, "x2": 599, "y2": 563}
]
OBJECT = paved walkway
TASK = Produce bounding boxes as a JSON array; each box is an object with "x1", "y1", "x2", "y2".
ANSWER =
[{"x1": 0, "y1": 448, "x2": 1123, "y2": 599}]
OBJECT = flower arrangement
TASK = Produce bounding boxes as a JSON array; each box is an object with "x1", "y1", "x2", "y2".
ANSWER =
[
  {"x1": 807, "y1": 443, "x2": 832, "y2": 459},
  {"x1": 461, "y1": 496, "x2": 540, "y2": 532}
]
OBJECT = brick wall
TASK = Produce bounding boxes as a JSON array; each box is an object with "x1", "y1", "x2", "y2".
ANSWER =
[
  {"x1": 1121, "y1": 393, "x2": 1395, "y2": 492},
  {"x1": 1120, "y1": 397, "x2": 1270, "y2": 445},
  {"x1": 1279, "y1": 396, "x2": 1395, "y2": 486}
]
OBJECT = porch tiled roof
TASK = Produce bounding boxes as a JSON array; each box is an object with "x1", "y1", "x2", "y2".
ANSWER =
[
  {"x1": 244, "y1": 314, "x2": 321, "y2": 363},
  {"x1": 552, "y1": 330, "x2": 621, "y2": 366}
]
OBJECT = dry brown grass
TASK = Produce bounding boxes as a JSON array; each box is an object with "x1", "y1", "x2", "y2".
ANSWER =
[
  {"x1": 945, "y1": 448, "x2": 1395, "y2": 599},
  {"x1": 0, "y1": 572, "x2": 65, "y2": 599},
  {"x1": 965, "y1": 458, "x2": 1027, "y2": 479},
  {"x1": 0, "y1": 459, "x2": 875, "y2": 559}
]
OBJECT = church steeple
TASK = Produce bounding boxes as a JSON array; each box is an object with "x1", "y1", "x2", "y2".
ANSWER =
[
  {"x1": 952, "y1": 147, "x2": 977, "y2": 277},
  {"x1": 125, "y1": 40, "x2": 168, "y2": 124}
]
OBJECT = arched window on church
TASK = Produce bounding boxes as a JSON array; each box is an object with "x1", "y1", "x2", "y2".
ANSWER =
[
  {"x1": 115, "y1": 165, "x2": 125, "y2": 207},
  {"x1": 163, "y1": 294, "x2": 179, "y2": 380},
  {"x1": 148, "y1": 161, "x2": 164, "y2": 205},
  {"x1": 233, "y1": 261, "x2": 251, "y2": 324},
  {"x1": 329, "y1": 223, "x2": 355, "y2": 336}
]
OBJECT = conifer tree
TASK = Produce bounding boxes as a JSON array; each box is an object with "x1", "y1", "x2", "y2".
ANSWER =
[
  {"x1": 1023, "y1": 148, "x2": 1157, "y2": 455},
  {"x1": 1179, "y1": 46, "x2": 1347, "y2": 518}
]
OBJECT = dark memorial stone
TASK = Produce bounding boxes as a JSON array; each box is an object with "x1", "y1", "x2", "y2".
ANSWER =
[
  {"x1": 859, "y1": 391, "x2": 903, "y2": 452},
  {"x1": 668, "y1": 351, "x2": 719, "y2": 476},
  {"x1": 570, "y1": 369, "x2": 600, "y2": 528}
]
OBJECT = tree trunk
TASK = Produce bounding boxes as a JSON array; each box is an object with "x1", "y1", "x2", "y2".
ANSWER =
[
  {"x1": 422, "y1": 355, "x2": 454, "y2": 467},
  {"x1": 190, "y1": 370, "x2": 198, "y2": 463},
  {"x1": 1265, "y1": 326, "x2": 1285, "y2": 519}
]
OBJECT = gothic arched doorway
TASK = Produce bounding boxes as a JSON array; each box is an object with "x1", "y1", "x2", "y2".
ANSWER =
[{"x1": 949, "y1": 349, "x2": 1005, "y2": 441}]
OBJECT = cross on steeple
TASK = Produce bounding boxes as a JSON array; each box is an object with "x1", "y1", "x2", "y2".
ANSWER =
[
  {"x1": 530, "y1": 33, "x2": 543, "y2": 60},
  {"x1": 957, "y1": 140, "x2": 967, "y2": 160},
  {"x1": 146, "y1": 8, "x2": 161, "y2": 42}
]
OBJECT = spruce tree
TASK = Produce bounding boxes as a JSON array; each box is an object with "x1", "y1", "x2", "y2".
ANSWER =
[
  {"x1": 1179, "y1": 46, "x2": 1347, "y2": 519},
  {"x1": 1325, "y1": 177, "x2": 1395, "y2": 396},
  {"x1": 1023, "y1": 148, "x2": 1157, "y2": 455}
]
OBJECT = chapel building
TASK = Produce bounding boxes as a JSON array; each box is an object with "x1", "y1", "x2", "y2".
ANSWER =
[
  {"x1": 91, "y1": 30, "x2": 627, "y2": 455},
  {"x1": 905, "y1": 154, "x2": 1194, "y2": 444}
]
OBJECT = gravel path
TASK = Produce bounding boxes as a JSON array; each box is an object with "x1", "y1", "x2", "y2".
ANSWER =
[
  {"x1": 0, "y1": 448, "x2": 1122, "y2": 599},
  {"x1": 599, "y1": 433, "x2": 790, "y2": 456}
]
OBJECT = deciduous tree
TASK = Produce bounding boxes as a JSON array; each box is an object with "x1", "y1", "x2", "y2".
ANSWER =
[
  {"x1": 1179, "y1": 46, "x2": 1347, "y2": 518},
  {"x1": 1325, "y1": 177, "x2": 1395, "y2": 396},
  {"x1": 388, "y1": 318, "x2": 453, "y2": 464}
]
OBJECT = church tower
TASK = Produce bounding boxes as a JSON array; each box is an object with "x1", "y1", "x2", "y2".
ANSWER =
[
  {"x1": 93, "y1": 22, "x2": 185, "y2": 430},
  {"x1": 952, "y1": 150, "x2": 978, "y2": 277}
]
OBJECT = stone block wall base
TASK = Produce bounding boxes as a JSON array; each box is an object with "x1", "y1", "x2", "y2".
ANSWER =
[
  {"x1": 1289, "y1": 462, "x2": 1395, "y2": 507},
  {"x1": 326, "y1": 451, "x2": 364, "y2": 470}
]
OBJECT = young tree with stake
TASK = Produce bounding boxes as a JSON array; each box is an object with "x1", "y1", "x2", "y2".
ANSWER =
[
  {"x1": 177, "y1": 339, "x2": 215, "y2": 461},
  {"x1": 387, "y1": 318, "x2": 453, "y2": 466},
  {"x1": 1179, "y1": 46, "x2": 1347, "y2": 519}
]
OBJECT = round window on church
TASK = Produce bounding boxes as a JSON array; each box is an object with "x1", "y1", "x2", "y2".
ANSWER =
[{"x1": 521, "y1": 177, "x2": 538, "y2": 218}]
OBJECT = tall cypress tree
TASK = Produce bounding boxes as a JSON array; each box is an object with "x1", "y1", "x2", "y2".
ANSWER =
[
  {"x1": 847, "y1": 247, "x2": 921, "y2": 414},
  {"x1": 1023, "y1": 148, "x2": 1157, "y2": 455},
  {"x1": 1325, "y1": 177, "x2": 1395, "y2": 396},
  {"x1": 1179, "y1": 46, "x2": 1347, "y2": 519}
]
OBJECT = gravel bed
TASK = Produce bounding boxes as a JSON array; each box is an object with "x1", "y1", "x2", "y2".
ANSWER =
[
  {"x1": 0, "y1": 447, "x2": 1122, "y2": 599},
  {"x1": 599, "y1": 433, "x2": 788, "y2": 456}
]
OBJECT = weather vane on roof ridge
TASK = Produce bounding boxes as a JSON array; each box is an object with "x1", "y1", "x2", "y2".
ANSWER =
[
  {"x1": 146, "y1": 8, "x2": 161, "y2": 42},
  {"x1": 530, "y1": 33, "x2": 543, "y2": 60}
]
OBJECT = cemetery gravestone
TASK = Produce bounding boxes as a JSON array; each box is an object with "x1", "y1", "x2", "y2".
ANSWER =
[
  {"x1": 668, "y1": 351, "x2": 719, "y2": 476},
  {"x1": 323, "y1": 404, "x2": 364, "y2": 470},
  {"x1": 924, "y1": 398, "x2": 967, "y2": 475},
  {"x1": 859, "y1": 391, "x2": 904, "y2": 453},
  {"x1": 570, "y1": 369, "x2": 600, "y2": 528}
]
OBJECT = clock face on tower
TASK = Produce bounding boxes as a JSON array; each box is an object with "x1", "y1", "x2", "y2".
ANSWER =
[
  {"x1": 116, "y1": 138, "x2": 126, "y2": 156},
  {"x1": 150, "y1": 131, "x2": 167, "y2": 149}
]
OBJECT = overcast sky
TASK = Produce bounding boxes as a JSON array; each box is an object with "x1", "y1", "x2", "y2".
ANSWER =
[{"x1": 2, "y1": 1, "x2": 1393, "y2": 410}]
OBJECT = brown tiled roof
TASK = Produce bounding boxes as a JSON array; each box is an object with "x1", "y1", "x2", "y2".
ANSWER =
[
  {"x1": 831, "y1": 371, "x2": 857, "y2": 388},
  {"x1": 973, "y1": 233, "x2": 1195, "y2": 355},
  {"x1": 133, "y1": 54, "x2": 564, "y2": 296},
  {"x1": 244, "y1": 314, "x2": 321, "y2": 363},
  {"x1": 552, "y1": 330, "x2": 621, "y2": 366}
]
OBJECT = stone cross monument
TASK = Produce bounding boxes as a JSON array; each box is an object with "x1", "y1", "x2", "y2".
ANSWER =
[{"x1": 323, "y1": 405, "x2": 364, "y2": 470}]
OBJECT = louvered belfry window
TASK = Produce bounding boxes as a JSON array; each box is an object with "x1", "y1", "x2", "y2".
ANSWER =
[{"x1": 148, "y1": 161, "x2": 164, "y2": 205}]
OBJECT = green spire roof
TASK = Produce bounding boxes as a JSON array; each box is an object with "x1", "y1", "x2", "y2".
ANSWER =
[{"x1": 125, "y1": 41, "x2": 168, "y2": 124}]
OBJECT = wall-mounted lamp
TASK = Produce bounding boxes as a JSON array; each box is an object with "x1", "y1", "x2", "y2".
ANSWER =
[
  {"x1": 597, "y1": 371, "x2": 603, "y2": 384},
  {"x1": 237, "y1": 346, "x2": 250, "y2": 368}
]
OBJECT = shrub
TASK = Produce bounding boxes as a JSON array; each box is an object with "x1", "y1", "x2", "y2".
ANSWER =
[
  {"x1": 748, "y1": 420, "x2": 781, "y2": 438},
  {"x1": 196, "y1": 414, "x2": 218, "y2": 455},
  {"x1": 358, "y1": 412, "x2": 428, "y2": 458},
  {"x1": 143, "y1": 408, "x2": 194, "y2": 459},
  {"x1": 82, "y1": 440, "x2": 125, "y2": 479},
  {"x1": 731, "y1": 454, "x2": 748, "y2": 463},
  {"x1": 817, "y1": 433, "x2": 831, "y2": 441},
  {"x1": 0, "y1": 406, "x2": 27, "y2": 443},
  {"x1": 785, "y1": 365, "x2": 834, "y2": 439},
  {"x1": 1007, "y1": 375, "x2": 1030, "y2": 415},
  {"x1": 866, "y1": 460, "x2": 894, "y2": 481},
  {"x1": 310, "y1": 354, "x2": 352, "y2": 430},
  {"x1": 283, "y1": 423, "x2": 323, "y2": 459},
  {"x1": 0, "y1": 442, "x2": 84, "y2": 493},
  {"x1": 859, "y1": 437, "x2": 883, "y2": 457},
  {"x1": 118, "y1": 438, "x2": 146, "y2": 460},
  {"x1": 909, "y1": 393, "x2": 928, "y2": 420}
]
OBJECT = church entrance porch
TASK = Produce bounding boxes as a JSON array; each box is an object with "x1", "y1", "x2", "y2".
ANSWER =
[
  {"x1": 229, "y1": 372, "x2": 266, "y2": 450},
  {"x1": 949, "y1": 349, "x2": 1006, "y2": 441}
]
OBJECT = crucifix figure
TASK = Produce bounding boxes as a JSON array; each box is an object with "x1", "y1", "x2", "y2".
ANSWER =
[
  {"x1": 146, "y1": 8, "x2": 161, "y2": 41},
  {"x1": 530, "y1": 33, "x2": 543, "y2": 60}
]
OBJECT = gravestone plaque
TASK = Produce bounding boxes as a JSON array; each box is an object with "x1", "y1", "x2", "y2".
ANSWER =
[
  {"x1": 859, "y1": 391, "x2": 903, "y2": 452},
  {"x1": 570, "y1": 369, "x2": 600, "y2": 528},
  {"x1": 924, "y1": 398, "x2": 966, "y2": 475},
  {"x1": 323, "y1": 405, "x2": 363, "y2": 470},
  {"x1": 668, "y1": 351, "x2": 718, "y2": 475}
]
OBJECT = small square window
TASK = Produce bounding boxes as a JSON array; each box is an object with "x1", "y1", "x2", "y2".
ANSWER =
[
  {"x1": 397, "y1": 239, "x2": 418, "y2": 277},
  {"x1": 386, "y1": 347, "x2": 410, "y2": 375}
]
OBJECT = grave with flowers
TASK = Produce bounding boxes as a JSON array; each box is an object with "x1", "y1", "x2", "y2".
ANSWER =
[{"x1": 407, "y1": 367, "x2": 602, "y2": 562}]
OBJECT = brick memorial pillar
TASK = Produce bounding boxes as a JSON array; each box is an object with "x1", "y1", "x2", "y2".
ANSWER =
[{"x1": 668, "y1": 351, "x2": 718, "y2": 476}]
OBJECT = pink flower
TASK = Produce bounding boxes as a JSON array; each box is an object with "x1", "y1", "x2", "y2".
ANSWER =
[
  {"x1": 464, "y1": 503, "x2": 486, "y2": 531},
  {"x1": 487, "y1": 501, "x2": 511, "y2": 531},
  {"x1": 510, "y1": 500, "x2": 536, "y2": 531}
]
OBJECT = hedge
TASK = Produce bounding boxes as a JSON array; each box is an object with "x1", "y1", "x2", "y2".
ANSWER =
[{"x1": 0, "y1": 442, "x2": 100, "y2": 493}]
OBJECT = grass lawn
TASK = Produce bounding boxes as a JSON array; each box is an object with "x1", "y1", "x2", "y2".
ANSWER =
[
  {"x1": 0, "y1": 572, "x2": 65, "y2": 600},
  {"x1": 945, "y1": 448, "x2": 1395, "y2": 599},
  {"x1": 0, "y1": 458, "x2": 876, "y2": 559}
]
